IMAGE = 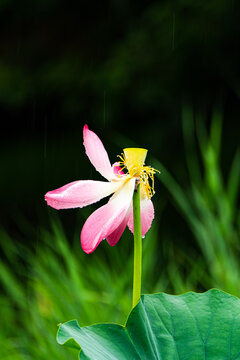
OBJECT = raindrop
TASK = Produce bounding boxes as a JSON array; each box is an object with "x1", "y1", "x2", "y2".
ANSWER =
[
  {"x1": 44, "y1": 116, "x2": 47, "y2": 159},
  {"x1": 172, "y1": 13, "x2": 175, "y2": 51}
]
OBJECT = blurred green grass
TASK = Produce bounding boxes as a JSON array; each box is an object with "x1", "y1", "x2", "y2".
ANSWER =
[
  {"x1": 154, "y1": 107, "x2": 240, "y2": 295},
  {"x1": 0, "y1": 107, "x2": 239, "y2": 359},
  {"x1": 0, "y1": 218, "x2": 162, "y2": 359}
]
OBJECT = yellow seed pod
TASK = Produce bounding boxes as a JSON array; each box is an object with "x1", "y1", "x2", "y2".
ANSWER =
[{"x1": 123, "y1": 148, "x2": 148, "y2": 173}]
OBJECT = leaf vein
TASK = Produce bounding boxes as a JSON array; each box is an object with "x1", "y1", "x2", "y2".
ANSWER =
[
  {"x1": 160, "y1": 299, "x2": 181, "y2": 360},
  {"x1": 141, "y1": 298, "x2": 162, "y2": 360}
]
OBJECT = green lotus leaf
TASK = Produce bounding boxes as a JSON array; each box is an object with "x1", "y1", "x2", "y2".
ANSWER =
[{"x1": 57, "y1": 289, "x2": 240, "y2": 359}]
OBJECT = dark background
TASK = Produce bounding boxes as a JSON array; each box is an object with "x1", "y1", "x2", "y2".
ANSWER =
[{"x1": 1, "y1": 0, "x2": 240, "y2": 236}]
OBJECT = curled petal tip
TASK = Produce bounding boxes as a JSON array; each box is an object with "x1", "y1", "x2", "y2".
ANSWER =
[
  {"x1": 83, "y1": 124, "x2": 89, "y2": 131},
  {"x1": 44, "y1": 193, "x2": 52, "y2": 207},
  {"x1": 44, "y1": 191, "x2": 60, "y2": 210},
  {"x1": 44, "y1": 192, "x2": 49, "y2": 203},
  {"x1": 81, "y1": 242, "x2": 95, "y2": 254}
]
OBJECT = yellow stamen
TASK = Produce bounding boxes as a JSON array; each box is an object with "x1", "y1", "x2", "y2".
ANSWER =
[{"x1": 118, "y1": 147, "x2": 159, "y2": 199}]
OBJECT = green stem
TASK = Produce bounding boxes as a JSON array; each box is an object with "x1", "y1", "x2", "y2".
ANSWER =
[{"x1": 132, "y1": 183, "x2": 142, "y2": 308}]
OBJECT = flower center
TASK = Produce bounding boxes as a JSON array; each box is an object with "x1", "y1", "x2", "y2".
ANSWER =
[
  {"x1": 123, "y1": 148, "x2": 148, "y2": 174},
  {"x1": 118, "y1": 147, "x2": 159, "y2": 199}
]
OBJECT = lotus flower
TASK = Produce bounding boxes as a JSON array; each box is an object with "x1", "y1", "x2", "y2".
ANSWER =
[{"x1": 45, "y1": 125, "x2": 157, "y2": 253}]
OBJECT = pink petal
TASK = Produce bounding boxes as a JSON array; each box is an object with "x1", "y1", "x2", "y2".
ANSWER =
[
  {"x1": 127, "y1": 197, "x2": 154, "y2": 236},
  {"x1": 83, "y1": 125, "x2": 113, "y2": 180},
  {"x1": 45, "y1": 180, "x2": 122, "y2": 210},
  {"x1": 112, "y1": 162, "x2": 125, "y2": 177},
  {"x1": 81, "y1": 178, "x2": 135, "y2": 253},
  {"x1": 106, "y1": 208, "x2": 131, "y2": 246}
]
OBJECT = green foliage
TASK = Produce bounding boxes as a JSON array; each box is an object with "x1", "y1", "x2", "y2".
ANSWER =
[
  {"x1": 0, "y1": 219, "x2": 163, "y2": 359},
  {"x1": 0, "y1": 108, "x2": 239, "y2": 359},
  {"x1": 154, "y1": 107, "x2": 240, "y2": 295},
  {"x1": 57, "y1": 289, "x2": 240, "y2": 359}
]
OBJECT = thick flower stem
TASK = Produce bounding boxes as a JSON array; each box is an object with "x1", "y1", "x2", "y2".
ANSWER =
[{"x1": 132, "y1": 183, "x2": 142, "y2": 308}]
